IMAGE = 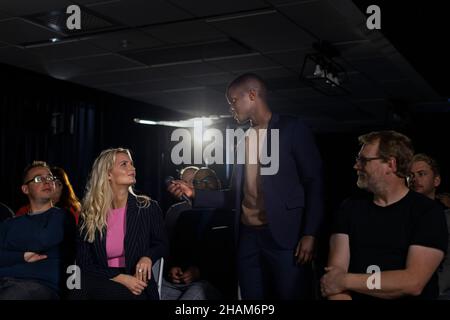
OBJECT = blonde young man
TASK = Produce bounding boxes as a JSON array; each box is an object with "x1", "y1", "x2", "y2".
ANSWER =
[{"x1": 409, "y1": 154, "x2": 450, "y2": 297}]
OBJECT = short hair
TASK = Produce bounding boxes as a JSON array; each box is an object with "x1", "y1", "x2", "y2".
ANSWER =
[
  {"x1": 179, "y1": 166, "x2": 199, "y2": 180},
  {"x1": 193, "y1": 167, "x2": 221, "y2": 191},
  {"x1": 22, "y1": 160, "x2": 50, "y2": 183},
  {"x1": 411, "y1": 153, "x2": 440, "y2": 176},
  {"x1": 227, "y1": 73, "x2": 268, "y2": 100},
  {"x1": 358, "y1": 130, "x2": 414, "y2": 178}
]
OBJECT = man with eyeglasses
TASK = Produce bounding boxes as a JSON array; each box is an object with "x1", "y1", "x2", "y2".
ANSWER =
[
  {"x1": 0, "y1": 161, "x2": 67, "y2": 299},
  {"x1": 321, "y1": 131, "x2": 448, "y2": 300}
]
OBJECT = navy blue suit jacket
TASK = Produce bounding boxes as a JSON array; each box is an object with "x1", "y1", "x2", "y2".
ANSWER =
[
  {"x1": 194, "y1": 113, "x2": 324, "y2": 249},
  {"x1": 76, "y1": 195, "x2": 168, "y2": 281}
]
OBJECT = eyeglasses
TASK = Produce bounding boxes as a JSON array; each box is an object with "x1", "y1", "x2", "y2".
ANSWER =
[
  {"x1": 25, "y1": 175, "x2": 56, "y2": 185},
  {"x1": 355, "y1": 156, "x2": 384, "y2": 165}
]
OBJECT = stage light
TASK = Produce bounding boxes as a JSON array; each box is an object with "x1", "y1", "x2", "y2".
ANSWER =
[
  {"x1": 300, "y1": 42, "x2": 349, "y2": 96},
  {"x1": 134, "y1": 115, "x2": 232, "y2": 128}
]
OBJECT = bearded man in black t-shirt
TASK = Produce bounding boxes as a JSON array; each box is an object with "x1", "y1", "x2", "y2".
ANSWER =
[{"x1": 320, "y1": 131, "x2": 448, "y2": 300}]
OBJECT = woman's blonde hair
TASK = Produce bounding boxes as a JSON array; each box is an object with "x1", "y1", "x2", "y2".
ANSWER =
[{"x1": 80, "y1": 148, "x2": 150, "y2": 242}]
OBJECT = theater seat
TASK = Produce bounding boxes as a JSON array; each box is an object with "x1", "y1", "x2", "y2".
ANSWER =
[
  {"x1": 0, "y1": 202, "x2": 14, "y2": 222},
  {"x1": 152, "y1": 257, "x2": 164, "y2": 298}
]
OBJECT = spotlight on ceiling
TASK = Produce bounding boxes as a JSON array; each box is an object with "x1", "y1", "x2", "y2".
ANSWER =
[{"x1": 300, "y1": 41, "x2": 349, "y2": 96}]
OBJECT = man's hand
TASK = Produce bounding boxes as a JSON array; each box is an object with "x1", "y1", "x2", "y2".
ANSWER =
[
  {"x1": 135, "y1": 256, "x2": 152, "y2": 282},
  {"x1": 24, "y1": 252, "x2": 47, "y2": 263},
  {"x1": 295, "y1": 235, "x2": 315, "y2": 264},
  {"x1": 437, "y1": 193, "x2": 450, "y2": 208},
  {"x1": 180, "y1": 266, "x2": 201, "y2": 284},
  {"x1": 168, "y1": 266, "x2": 184, "y2": 284},
  {"x1": 112, "y1": 274, "x2": 148, "y2": 295},
  {"x1": 320, "y1": 266, "x2": 347, "y2": 297},
  {"x1": 167, "y1": 180, "x2": 195, "y2": 199}
]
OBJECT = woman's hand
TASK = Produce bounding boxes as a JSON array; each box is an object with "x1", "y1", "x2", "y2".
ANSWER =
[
  {"x1": 135, "y1": 256, "x2": 153, "y2": 282},
  {"x1": 112, "y1": 274, "x2": 147, "y2": 295}
]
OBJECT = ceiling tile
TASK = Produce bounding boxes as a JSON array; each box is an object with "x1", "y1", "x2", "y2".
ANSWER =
[
  {"x1": 142, "y1": 20, "x2": 225, "y2": 45},
  {"x1": 350, "y1": 57, "x2": 403, "y2": 82},
  {"x1": 27, "y1": 40, "x2": 108, "y2": 60},
  {"x1": 184, "y1": 72, "x2": 235, "y2": 86},
  {"x1": 122, "y1": 39, "x2": 252, "y2": 66},
  {"x1": 276, "y1": 1, "x2": 365, "y2": 43},
  {"x1": 68, "y1": 53, "x2": 145, "y2": 73},
  {"x1": 0, "y1": 10, "x2": 11, "y2": 20},
  {"x1": 87, "y1": 0, "x2": 192, "y2": 27},
  {"x1": 0, "y1": 46, "x2": 41, "y2": 67},
  {"x1": 265, "y1": 49, "x2": 310, "y2": 68},
  {"x1": 0, "y1": 0, "x2": 72, "y2": 16},
  {"x1": 168, "y1": 0, "x2": 267, "y2": 17},
  {"x1": 206, "y1": 54, "x2": 277, "y2": 72},
  {"x1": 210, "y1": 12, "x2": 315, "y2": 53},
  {"x1": 26, "y1": 59, "x2": 85, "y2": 80},
  {"x1": 0, "y1": 18, "x2": 62, "y2": 45},
  {"x1": 85, "y1": 30, "x2": 163, "y2": 52},
  {"x1": 149, "y1": 61, "x2": 224, "y2": 77},
  {"x1": 70, "y1": 67, "x2": 176, "y2": 86}
]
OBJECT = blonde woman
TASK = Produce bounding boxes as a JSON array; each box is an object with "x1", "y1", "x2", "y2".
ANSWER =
[{"x1": 76, "y1": 148, "x2": 168, "y2": 300}]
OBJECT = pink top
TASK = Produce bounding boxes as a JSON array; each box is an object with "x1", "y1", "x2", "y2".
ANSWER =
[{"x1": 106, "y1": 206, "x2": 127, "y2": 268}]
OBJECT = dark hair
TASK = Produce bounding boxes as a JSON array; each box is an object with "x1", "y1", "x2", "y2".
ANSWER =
[
  {"x1": 227, "y1": 73, "x2": 268, "y2": 100},
  {"x1": 179, "y1": 166, "x2": 199, "y2": 180},
  {"x1": 193, "y1": 167, "x2": 222, "y2": 191},
  {"x1": 358, "y1": 130, "x2": 414, "y2": 178},
  {"x1": 22, "y1": 160, "x2": 50, "y2": 183},
  {"x1": 51, "y1": 166, "x2": 81, "y2": 214}
]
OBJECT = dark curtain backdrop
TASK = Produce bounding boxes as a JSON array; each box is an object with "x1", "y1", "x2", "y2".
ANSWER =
[
  {"x1": 0, "y1": 63, "x2": 184, "y2": 212},
  {"x1": 1, "y1": 63, "x2": 448, "y2": 221}
]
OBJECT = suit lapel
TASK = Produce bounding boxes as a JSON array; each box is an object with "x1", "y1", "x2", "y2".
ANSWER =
[
  {"x1": 95, "y1": 228, "x2": 108, "y2": 268},
  {"x1": 124, "y1": 194, "x2": 138, "y2": 271}
]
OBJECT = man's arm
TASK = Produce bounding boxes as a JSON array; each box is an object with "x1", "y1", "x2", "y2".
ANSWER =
[
  {"x1": 322, "y1": 233, "x2": 352, "y2": 300},
  {"x1": 344, "y1": 245, "x2": 444, "y2": 299},
  {"x1": 292, "y1": 120, "x2": 324, "y2": 236},
  {"x1": 322, "y1": 243, "x2": 444, "y2": 299},
  {"x1": 0, "y1": 249, "x2": 25, "y2": 267}
]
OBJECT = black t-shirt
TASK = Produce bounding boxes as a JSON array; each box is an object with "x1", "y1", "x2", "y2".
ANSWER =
[{"x1": 333, "y1": 191, "x2": 448, "y2": 300}]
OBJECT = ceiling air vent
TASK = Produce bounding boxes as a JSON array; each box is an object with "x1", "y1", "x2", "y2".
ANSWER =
[{"x1": 21, "y1": 7, "x2": 120, "y2": 46}]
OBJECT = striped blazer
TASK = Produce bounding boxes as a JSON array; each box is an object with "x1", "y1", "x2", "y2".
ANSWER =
[{"x1": 76, "y1": 194, "x2": 168, "y2": 290}]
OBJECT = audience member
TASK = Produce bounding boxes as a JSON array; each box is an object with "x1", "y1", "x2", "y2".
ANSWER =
[
  {"x1": 162, "y1": 167, "x2": 227, "y2": 300},
  {"x1": 0, "y1": 161, "x2": 69, "y2": 299},
  {"x1": 76, "y1": 148, "x2": 168, "y2": 300},
  {"x1": 321, "y1": 131, "x2": 447, "y2": 300},
  {"x1": 409, "y1": 153, "x2": 450, "y2": 297}
]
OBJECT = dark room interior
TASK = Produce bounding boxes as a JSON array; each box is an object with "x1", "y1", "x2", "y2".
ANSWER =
[{"x1": 0, "y1": 0, "x2": 449, "y2": 305}]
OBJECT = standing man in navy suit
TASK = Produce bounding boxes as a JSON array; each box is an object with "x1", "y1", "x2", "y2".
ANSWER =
[{"x1": 168, "y1": 73, "x2": 324, "y2": 299}]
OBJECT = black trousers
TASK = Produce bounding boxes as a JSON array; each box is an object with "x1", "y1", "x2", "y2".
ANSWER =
[
  {"x1": 0, "y1": 277, "x2": 59, "y2": 300},
  {"x1": 237, "y1": 224, "x2": 313, "y2": 300},
  {"x1": 72, "y1": 268, "x2": 159, "y2": 300}
]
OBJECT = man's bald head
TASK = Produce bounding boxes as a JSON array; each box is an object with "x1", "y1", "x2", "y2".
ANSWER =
[{"x1": 227, "y1": 73, "x2": 268, "y2": 101}]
